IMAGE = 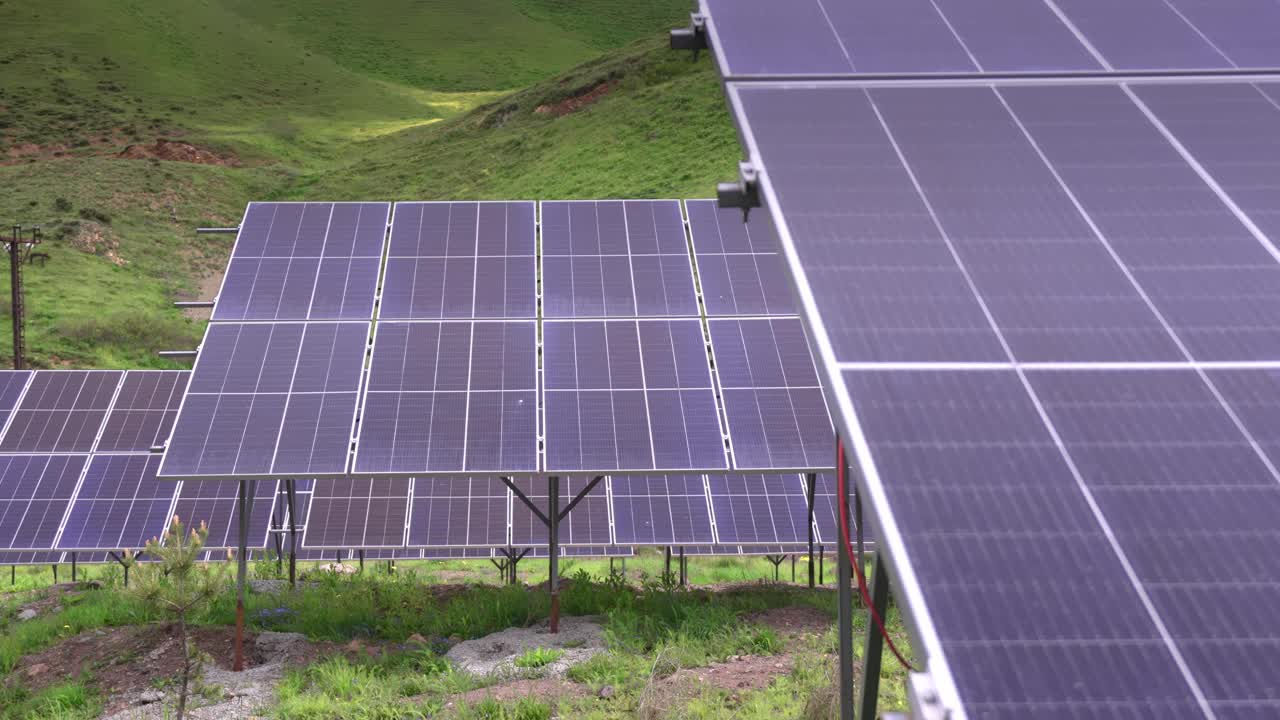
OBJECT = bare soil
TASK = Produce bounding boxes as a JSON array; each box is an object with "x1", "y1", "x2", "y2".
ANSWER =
[
  {"x1": 444, "y1": 678, "x2": 589, "y2": 708},
  {"x1": 117, "y1": 139, "x2": 238, "y2": 166},
  {"x1": 535, "y1": 81, "x2": 614, "y2": 117},
  {"x1": 669, "y1": 654, "x2": 796, "y2": 693},
  {"x1": 744, "y1": 605, "x2": 833, "y2": 646},
  {"x1": 9, "y1": 625, "x2": 265, "y2": 715}
]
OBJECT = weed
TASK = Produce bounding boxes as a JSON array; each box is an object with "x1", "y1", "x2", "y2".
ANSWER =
[
  {"x1": 512, "y1": 646, "x2": 564, "y2": 669},
  {"x1": 75, "y1": 207, "x2": 111, "y2": 224},
  {"x1": 53, "y1": 197, "x2": 72, "y2": 212},
  {"x1": 0, "y1": 680, "x2": 101, "y2": 720}
]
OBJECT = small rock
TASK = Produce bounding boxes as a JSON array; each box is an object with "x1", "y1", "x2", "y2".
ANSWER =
[
  {"x1": 598, "y1": 685, "x2": 615, "y2": 699},
  {"x1": 50, "y1": 606, "x2": 62, "y2": 614},
  {"x1": 344, "y1": 639, "x2": 363, "y2": 654},
  {"x1": 406, "y1": 633, "x2": 427, "y2": 645},
  {"x1": 16, "y1": 608, "x2": 37, "y2": 621},
  {"x1": 26, "y1": 663, "x2": 47, "y2": 677},
  {"x1": 138, "y1": 689, "x2": 165, "y2": 704}
]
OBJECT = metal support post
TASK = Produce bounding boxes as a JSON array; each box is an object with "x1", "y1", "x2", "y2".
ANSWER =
[
  {"x1": 860, "y1": 553, "x2": 892, "y2": 720},
  {"x1": 10, "y1": 566, "x2": 14, "y2": 585},
  {"x1": 358, "y1": 549, "x2": 365, "y2": 572},
  {"x1": 679, "y1": 546, "x2": 687, "y2": 587},
  {"x1": 52, "y1": 564, "x2": 57, "y2": 583},
  {"x1": 820, "y1": 546, "x2": 825, "y2": 585},
  {"x1": 71, "y1": 552, "x2": 77, "y2": 582},
  {"x1": 234, "y1": 479, "x2": 254, "y2": 671},
  {"x1": 548, "y1": 476, "x2": 560, "y2": 633},
  {"x1": 664, "y1": 547, "x2": 672, "y2": 582},
  {"x1": 806, "y1": 473, "x2": 817, "y2": 588},
  {"x1": 791, "y1": 554, "x2": 796, "y2": 583},
  {"x1": 286, "y1": 479, "x2": 297, "y2": 588},
  {"x1": 855, "y1": 483, "x2": 866, "y2": 595},
  {"x1": 838, "y1": 440, "x2": 855, "y2": 720}
]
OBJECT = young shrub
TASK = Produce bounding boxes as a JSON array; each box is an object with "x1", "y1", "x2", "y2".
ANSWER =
[{"x1": 130, "y1": 516, "x2": 227, "y2": 720}]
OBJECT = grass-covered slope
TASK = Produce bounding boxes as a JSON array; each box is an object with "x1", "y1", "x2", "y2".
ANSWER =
[{"x1": 0, "y1": 1, "x2": 738, "y2": 369}]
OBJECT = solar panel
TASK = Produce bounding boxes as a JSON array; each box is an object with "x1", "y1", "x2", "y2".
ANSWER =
[
  {"x1": 524, "y1": 545, "x2": 634, "y2": 558},
  {"x1": 608, "y1": 475, "x2": 714, "y2": 545},
  {"x1": 0, "y1": 455, "x2": 88, "y2": 550},
  {"x1": 96, "y1": 371, "x2": 188, "y2": 453},
  {"x1": 160, "y1": 322, "x2": 367, "y2": 479},
  {"x1": 543, "y1": 319, "x2": 726, "y2": 473},
  {"x1": 699, "y1": 0, "x2": 1279, "y2": 78},
  {"x1": 0, "y1": 370, "x2": 31, "y2": 431},
  {"x1": 56, "y1": 455, "x2": 176, "y2": 551},
  {"x1": 382, "y1": 201, "x2": 536, "y2": 320},
  {"x1": 709, "y1": 317, "x2": 832, "y2": 470},
  {"x1": 212, "y1": 202, "x2": 389, "y2": 322},
  {"x1": 171, "y1": 479, "x2": 278, "y2": 550},
  {"x1": 355, "y1": 321, "x2": 538, "y2": 475},
  {"x1": 724, "y1": 75, "x2": 1280, "y2": 716},
  {"x1": 0, "y1": 371, "x2": 121, "y2": 453},
  {"x1": 541, "y1": 200, "x2": 698, "y2": 318},
  {"x1": 685, "y1": 200, "x2": 795, "y2": 317},
  {"x1": 407, "y1": 477, "x2": 509, "y2": 548},
  {"x1": 0, "y1": 551, "x2": 63, "y2": 566},
  {"x1": 424, "y1": 547, "x2": 495, "y2": 560},
  {"x1": 509, "y1": 477, "x2": 611, "y2": 546},
  {"x1": 706, "y1": 474, "x2": 810, "y2": 545},
  {"x1": 302, "y1": 478, "x2": 410, "y2": 549}
]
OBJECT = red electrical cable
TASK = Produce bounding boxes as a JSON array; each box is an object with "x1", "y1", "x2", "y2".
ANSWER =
[{"x1": 838, "y1": 439, "x2": 916, "y2": 671}]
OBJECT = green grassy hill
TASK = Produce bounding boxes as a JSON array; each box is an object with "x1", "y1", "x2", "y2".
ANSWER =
[{"x1": 0, "y1": 0, "x2": 740, "y2": 369}]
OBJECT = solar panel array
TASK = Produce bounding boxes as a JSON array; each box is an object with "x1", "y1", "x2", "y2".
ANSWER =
[
  {"x1": 702, "y1": 1, "x2": 1280, "y2": 716},
  {"x1": 300, "y1": 472, "x2": 834, "y2": 550},
  {"x1": 700, "y1": 0, "x2": 1280, "y2": 79}
]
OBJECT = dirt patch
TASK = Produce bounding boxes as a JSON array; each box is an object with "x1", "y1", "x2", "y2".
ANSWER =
[
  {"x1": 534, "y1": 81, "x2": 614, "y2": 117},
  {"x1": 65, "y1": 220, "x2": 126, "y2": 266},
  {"x1": 10, "y1": 582, "x2": 85, "y2": 619},
  {"x1": 744, "y1": 605, "x2": 833, "y2": 646},
  {"x1": 672, "y1": 654, "x2": 794, "y2": 692},
  {"x1": 117, "y1": 139, "x2": 238, "y2": 166},
  {"x1": 444, "y1": 678, "x2": 589, "y2": 708},
  {"x1": 446, "y1": 616, "x2": 605, "y2": 679},
  {"x1": 10, "y1": 624, "x2": 264, "y2": 714}
]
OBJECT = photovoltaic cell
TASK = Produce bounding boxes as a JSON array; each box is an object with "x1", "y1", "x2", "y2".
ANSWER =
[
  {"x1": 57, "y1": 455, "x2": 175, "y2": 551},
  {"x1": 706, "y1": 474, "x2": 810, "y2": 545},
  {"x1": 160, "y1": 322, "x2": 367, "y2": 478},
  {"x1": 407, "y1": 477, "x2": 509, "y2": 548},
  {"x1": 685, "y1": 200, "x2": 795, "y2": 317},
  {"x1": 509, "y1": 477, "x2": 611, "y2": 546},
  {"x1": 96, "y1": 371, "x2": 188, "y2": 453},
  {"x1": 382, "y1": 202, "x2": 536, "y2": 320},
  {"x1": 0, "y1": 455, "x2": 88, "y2": 551},
  {"x1": 0, "y1": 371, "x2": 31, "y2": 431},
  {"x1": 541, "y1": 200, "x2": 697, "y2": 318},
  {"x1": 0, "y1": 551, "x2": 63, "y2": 566},
  {"x1": 709, "y1": 318, "x2": 832, "y2": 470},
  {"x1": 172, "y1": 479, "x2": 278, "y2": 550},
  {"x1": 844, "y1": 369, "x2": 1206, "y2": 716},
  {"x1": 1028, "y1": 369, "x2": 1280, "y2": 718},
  {"x1": 700, "y1": 0, "x2": 1278, "y2": 78},
  {"x1": 1000, "y1": 83, "x2": 1280, "y2": 361},
  {"x1": 303, "y1": 478, "x2": 410, "y2": 549},
  {"x1": 0, "y1": 371, "x2": 121, "y2": 453},
  {"x1": 543, "y1": 319, "x2": 726, "y2": 473},
  {"x1": 424, "y1": 547, "x2": 495, "y2": 560},
  {"x1": 608, "y1": 475, "x2": 714, "y2": 545},
  {"x1": 213, "y1": 202, "x2": 389, "y2": 322},
  {"x1": 356, "y1": 321, "x2": 537, "y2": 474}
]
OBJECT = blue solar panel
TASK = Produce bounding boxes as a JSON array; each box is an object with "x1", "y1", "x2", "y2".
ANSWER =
[
  {"x1": 541, "y1": 200, "x2": 698, "y2": 318},
  {"x1": 706, "y1": 474, "x2": 810, "y2": 545},
  {"x1": 700, "y1": 0, "x2": 1278, "y2": 78},
  {"x1": 685, "y1": 200, "x2": 795, "y2": 317},
  {"x1": 609, "y1": 475, "x2": 714, "y2": 545},
  {"x1": 709, "y1": 317, "x2": 832, "y2": 470},
  {"x1": 96, "y1": 371, "x2": 188, "y2": 453},
  {"x1": 57, "y1": 455, "x2": 175, "y2": 551},
  {"x1": 355, "y1": 321, "x2": 537, "y2": 475},
  {"x1": 0, "y1": 371, "x2": 122, "y2": 453},
  {"x1": 303, "y1": 478, "x2": 410, "y2": 549},
  {"x1": 382, "y1": 202, "x2": 536, "y2": 320},
  {"x1": 0, "y1": 551, "x2": 63, "y2": 565},
  {"x1": 213, "y1": 202, "x2": 389, "y2": 322},
  {"x1": 407, "y1": 477, "x2": 509, "y2": 548},
  {"x1": 171, "y1": 479, "x2": 278, "y2": 550},
  {"x1": 160, "y1": 322, "x2": 367, "y2": 479},
  {"x1": 0, "y1": 371, "x2": 31, "y2": 431},
  {"x1": 0, "y1": 455, "x2": 88, "y2": 551},
  {"x1": 543, "y1": 319, "x2": 726, "y2": 473},
  {"x1": 509, "y1": 477, "x2": 611, "y2": 546}
]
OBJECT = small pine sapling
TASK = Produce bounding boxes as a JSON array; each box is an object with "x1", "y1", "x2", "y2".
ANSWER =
[{"x1": 131, "y1": 516, "x2": 227, "y2": 720}]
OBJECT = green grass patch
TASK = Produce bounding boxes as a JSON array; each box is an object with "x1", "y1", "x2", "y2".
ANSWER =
[
  {"x1": 0, "y1": 680, "x2": 101, "y2": 720},
  {"x1": 273, "y1": 652, "x2": 474, "y2": 719},
  {"x1": 0, "y1": 590, "x2": 153, "y2": 674},
  {"x1": 512, "y1": 646, "x2": 564, "y2": 669}
]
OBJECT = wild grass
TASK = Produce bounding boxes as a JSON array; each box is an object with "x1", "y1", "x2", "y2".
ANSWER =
[
  {"x1": 0, "y1": 589, "x2": 153, "y2": 674},
  {"x1": 0, "y1": 680, "x2": 102, "y2": 720},
  {"x1": 273, "y1": 652, "x2": 472, "y2": 719},
  {"x1": 512, "y1": 646, "x2": 564, "y2": 669}
]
